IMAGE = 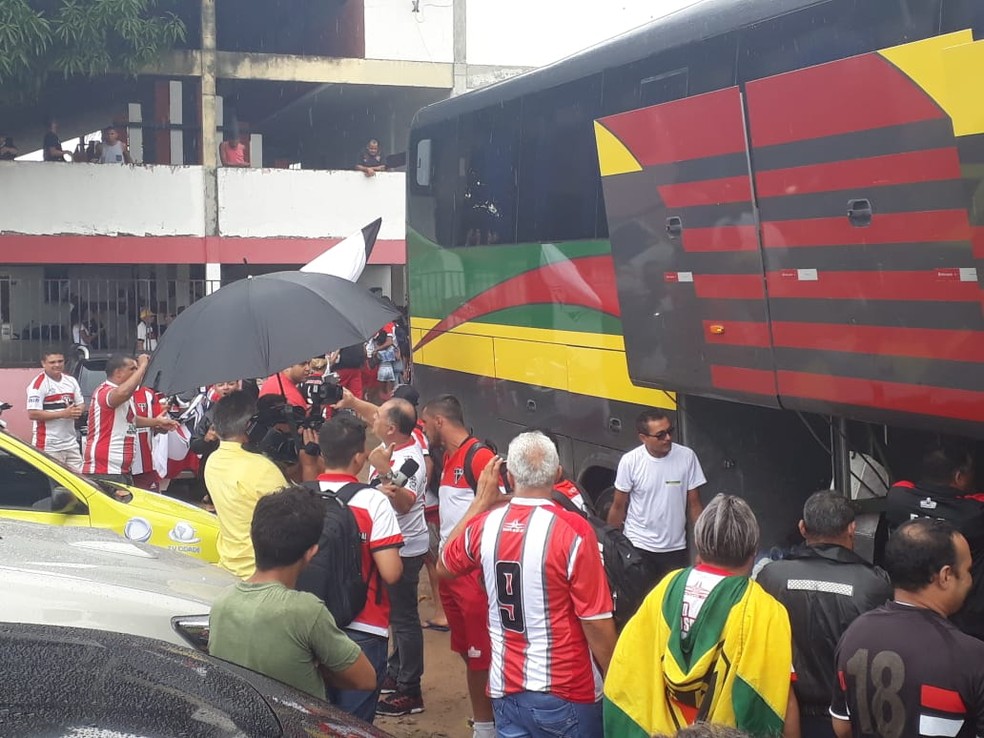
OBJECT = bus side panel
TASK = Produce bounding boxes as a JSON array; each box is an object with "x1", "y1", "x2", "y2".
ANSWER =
[
  {"x1": 745, "y1": 42, "x2": 984, "y2": 438},
  {"x1": 596, "y1": 87, "x2": 781, "y2": 408}
]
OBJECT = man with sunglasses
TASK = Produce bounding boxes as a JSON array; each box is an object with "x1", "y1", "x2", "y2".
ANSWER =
[{"x1": 607, "y1": 409, "x2": 706, "y2": 593}]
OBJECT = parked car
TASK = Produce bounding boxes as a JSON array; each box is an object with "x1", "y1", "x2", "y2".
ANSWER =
[
  {"x1": 0, "y1": 429, "x2": 219, "y2": 562},
  {"x1": 0, "y1": 518, "x2": 232, "y2": 649},
  {"x1": 0, "y1": 622, "x2": 392, "y2": 737}
]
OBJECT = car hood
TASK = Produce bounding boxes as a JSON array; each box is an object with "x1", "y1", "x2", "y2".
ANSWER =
[
  {"x1": 0, "y1": 519, "x2": 234, "y2": 603},
  {"x1": 119, "y1": 483, "x2": 220, "y2": 530}
]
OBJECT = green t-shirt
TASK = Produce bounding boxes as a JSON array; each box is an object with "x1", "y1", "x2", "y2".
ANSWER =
[{"x1": 208, "y1": 581, "x2": 361, "y2": 699}]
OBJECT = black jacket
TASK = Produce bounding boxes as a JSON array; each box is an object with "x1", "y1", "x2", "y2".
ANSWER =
[
  {"x1": 757, "y1": 544, "x2": 892, "y2": 708},
  {"x1": 884, "y1": 480, "x2": 984, "y2": 640}
]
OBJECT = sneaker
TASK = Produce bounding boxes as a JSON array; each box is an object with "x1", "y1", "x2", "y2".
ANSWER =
[
  {"x1": 376, "y1": 691, "x2": 424, "y2": 716},
  {"x1": 379, "y1": 675, "x2": 398, "y2": 695}
]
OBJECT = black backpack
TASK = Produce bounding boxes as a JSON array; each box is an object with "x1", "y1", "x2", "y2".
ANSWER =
[
  {"x1": 334, "y1": 344, "x2": 366, "y2": 370},
  {"x1": 296, "y1": 482, "x2": 369, "y2": 628},
  {"x1": 550, "y1": 492, "x2": 650, "y2": 626}
]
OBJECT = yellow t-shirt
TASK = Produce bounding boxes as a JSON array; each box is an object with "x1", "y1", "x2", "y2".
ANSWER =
[{"x1": 204, "y1": 441, "x2": 287, "y2": 578}]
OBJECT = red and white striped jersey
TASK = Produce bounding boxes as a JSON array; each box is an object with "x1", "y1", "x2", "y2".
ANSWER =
[
  {"x1": 129, "y1": 386, "x2": 162, "y2": 475},
  {"x1": 442, "y1": 497, "x2": 614, "y2": 703},
  {"x1": 25, "y1": 372, "x2": 83, "y2": 452},
  {"x1": 317, "y1": 473, "x2": 404, "y2": 637},
  {"x1": 82, "y1": 381, "x2": 136, "y2": 475}
]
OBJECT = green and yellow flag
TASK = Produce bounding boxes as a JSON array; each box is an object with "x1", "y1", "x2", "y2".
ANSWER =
[{"x1": 604, "y1": 568, "x2": 792, "y2": 738}]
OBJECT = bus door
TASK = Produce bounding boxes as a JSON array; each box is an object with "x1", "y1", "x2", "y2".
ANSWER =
[
  {"x1": 595, "y1": 87, "x2": 780, "y2": 407},
  {"x1": 743, "y1": 32, "x2": 984, "y2": 436}
]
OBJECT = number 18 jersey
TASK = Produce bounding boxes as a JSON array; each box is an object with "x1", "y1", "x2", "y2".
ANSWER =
[{"x1": 831, "y1": 602, "x2": 984, "y2": 738}]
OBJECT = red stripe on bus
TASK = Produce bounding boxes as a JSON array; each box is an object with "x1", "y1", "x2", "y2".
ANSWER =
[
  {"x1": 600, "y1": 87, "x2": 746, "y2": 166},
  {"x1": 683, "y1": 225, "x2": 759, "y2": 253},
  {"x1": 766, "y1": 270, "x2": 980, "y2": 302},
  {"x1": 711, "y1": 365, "x2": 777, "y2": 396},
  {"x1": 974, "y1": 227, "x2": 984, "y2": 259},
  {"x1": 746, "y1": 54, "x2": 945, "y2": 148},
  {"x1": 694, "y1": 274, "x2": 765, "y2": 300},
  {"x1": 755, "y1": 148, "x2": 961, "y2": 198},
  {"x1": 761, "y1": 210, "x2": 971, "y2": 248},
  {"x1": 658, "y1": 176, "x2": 752, "y2": 207},
  {"x1": 703, "y1": 321, "x2": 772, "y2": 348},
  {"x1": 777, "y1": 371, "x2": 984, "y2": 422},
  {"x1": 771, "y1": 322, "x2": 984, "y2": 363}
]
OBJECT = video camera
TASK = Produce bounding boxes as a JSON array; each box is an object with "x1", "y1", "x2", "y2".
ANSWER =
[
  {"x1": 301, "y1": 373, "x2": 344, "y2": 428},
  {"x1": 245, "y1": 397, "x2": 314, "y2": 463}
]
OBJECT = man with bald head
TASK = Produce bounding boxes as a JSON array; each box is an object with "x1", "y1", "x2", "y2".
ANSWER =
[{"x1": 368, "y1": 397, "x2": 429, "y2": 716}]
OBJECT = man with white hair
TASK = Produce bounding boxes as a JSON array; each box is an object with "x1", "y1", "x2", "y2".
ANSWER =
[{"x1": 439, "y1": 431, "x2": 617, "y2": 738}]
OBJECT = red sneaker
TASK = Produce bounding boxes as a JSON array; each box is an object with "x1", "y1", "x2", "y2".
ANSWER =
[{"x1": 376, "y1": 691, "x2": 424, "y2": 716}]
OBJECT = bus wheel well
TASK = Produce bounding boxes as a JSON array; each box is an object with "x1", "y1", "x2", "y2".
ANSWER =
[{"x1": 579, "y1": 465, "x2": 615, "y2": 501}]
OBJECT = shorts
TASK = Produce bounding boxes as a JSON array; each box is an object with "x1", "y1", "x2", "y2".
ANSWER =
[
  {"x1": 46, "y1": 445, "x2": 83, "y2": 472},
  {"x1": 439, "y1": 570, "x2": 491, "y2": 671},
  {"x1": 377, "y1": 362, "x2": 396, "y2": 382}
]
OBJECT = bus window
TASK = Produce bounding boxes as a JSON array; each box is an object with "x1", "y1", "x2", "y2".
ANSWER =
[
  {"x1": 408, "y1": 121, "x2": 457, "y2": 248},
  {"x1": 517, "y1": 74, "x2": 604, "y2": 244},
  {"x1": 455, "y1": 101, "x2": 520, "y2": 247},
  {"x1": 942, "y1": 0, "x2": 984, "y2": 34},
  {"x1": 738, "y1": 0, "x2": 943, "y2": 84}
]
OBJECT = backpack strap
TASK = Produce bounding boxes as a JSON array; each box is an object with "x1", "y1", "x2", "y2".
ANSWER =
[
  {"x1": 462, "y1": 438, "x2": 488, "y2": 492},
  {"x1": 301, "y1": 480, "x2": 368, "y2": 503},
  {"x1": 550, "y1": 489, "x2": 585, "y2": 517}
]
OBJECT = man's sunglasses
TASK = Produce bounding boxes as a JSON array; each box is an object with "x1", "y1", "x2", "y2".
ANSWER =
[{"x1": 640, "y1": 427, "x2": 675, "y2": 440}]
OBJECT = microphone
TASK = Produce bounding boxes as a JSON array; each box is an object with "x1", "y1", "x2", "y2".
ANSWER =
[{"x1": 373, "y1": 457, "x2": 420, "y2": 488}]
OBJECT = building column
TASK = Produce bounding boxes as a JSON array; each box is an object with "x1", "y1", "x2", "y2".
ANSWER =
[
  {"x1": 201, "y1": 0, "x2": 220, "y2": 238},
  {"x1": 206, "y1": 263, "x2": 221, "y2": 294},
  {"x1": 452, "y1": 0, "x2": 467, "y2": 95}
]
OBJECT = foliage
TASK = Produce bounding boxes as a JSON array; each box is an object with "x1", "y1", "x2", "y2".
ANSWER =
[{"x1": 0, "y1": 0, "x2": 186, "y2": 102}]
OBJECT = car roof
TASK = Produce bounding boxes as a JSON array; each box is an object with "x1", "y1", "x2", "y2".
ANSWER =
[
  {"x1": 0, "y1": 519, "x2": 234, "y2": 604},
  {"x1": 0, "y1": 622, "x2": 390, "y2": 737}
]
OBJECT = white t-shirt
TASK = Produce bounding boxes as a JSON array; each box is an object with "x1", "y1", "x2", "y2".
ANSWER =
[
  {"x1": 26, "y1": 372, "x2": 83, "y2": 452},
  {"x1": 136, "y1": 321, "x2": 157, "y2": 350},
  {"x1": 614, "y1": 442, "x2": 706, "y2": 553},
  {"x1": 370, "y1": 440, "x2": 429, "y2": 558},
  {"x1": 680, "y1": 566, "x2": 727, "y2": 635}
]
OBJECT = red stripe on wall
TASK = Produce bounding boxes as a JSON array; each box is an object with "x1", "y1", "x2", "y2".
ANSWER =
[
  {"x1": 921, "y1": 685, "x2": 967, "y2": 714},
  {"x1": 771, "y1": 322, "x2": 984, "y2": 363},
  {"x1": 711, "y1": 365, "x2": 777, "y2": 396},
  {"x1": 658, "y1": 176, "x2": 752, "y2": 207},
  {"x1": 600, "y1": 87, "x2": 747, "y2": 166},
  {"x1": 693, "y1": 274, "x2": 766, "y2": 300},
  {"x1": 746, "y1": 54, "x2": 945, "y2": 148},
  {"x1": 761, "y1": 210, "x2": 971, "y2": 248},
  {"x1": 755, "y1": 148, "x2": 962, "y2": 198},
  {"x1": 766, "y1": 270, "x2": 979, "y2": 302},
  {"x1": 0, "y1": 235, "x2": 406, "y2": 265},
  {"x1": 703, "y1": 321, "x2": 772, "y2": 348},
  {"x1": 683, "y1": 225, "x2": 760, "y2": 253},
  {"x1": 777, "y1": 370, "x2": 984, "y2": 422}
]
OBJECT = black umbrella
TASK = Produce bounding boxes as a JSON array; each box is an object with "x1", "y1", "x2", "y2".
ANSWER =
[{"x1": 145, "y1": 271, "x2": 400, "y2": 395}]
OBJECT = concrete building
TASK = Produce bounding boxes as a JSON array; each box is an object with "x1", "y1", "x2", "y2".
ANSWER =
[{"x1": 0, "y1": 0, "x2": 672, "y2": 384}]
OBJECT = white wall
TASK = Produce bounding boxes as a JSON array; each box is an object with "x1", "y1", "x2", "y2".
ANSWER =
[
  {"x1": 217, "y1": 168, "x2": 406, "y2": 240},
  {"x1": 364, "y1": 0, "x2": 454, "y2": 63},
  {"x1": 0, "y1": 162, "x2": 206, "y2": 237},
  {"x1": 466, "y1": 0, "x2": 695, "y2": 67}
]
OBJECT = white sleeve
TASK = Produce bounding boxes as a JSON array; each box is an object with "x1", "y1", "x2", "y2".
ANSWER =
[
  {"x1": 71, "y1": 377, "x2": 84, "y2": 405},
  {"x1": 26, "y1": 383, "x2": 43, "y2": 411},
  {"x1": 687, "y1": 450, "x2": 707, "y2": 489},
  {"x1": 614, "y1": 453, "x2": 633, "y2": 493},
  {"x1": 136, "y1": 322, "x2": 147, "y2": 341}
]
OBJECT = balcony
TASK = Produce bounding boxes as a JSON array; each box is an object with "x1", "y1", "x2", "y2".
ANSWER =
[{"x1": 0, "y1": 162, "x2": 406, "y2": 266}]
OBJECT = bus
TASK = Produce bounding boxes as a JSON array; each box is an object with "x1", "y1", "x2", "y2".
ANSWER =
[{"x1": 405, "y1": 0, "x2": 984, "y2": 547}]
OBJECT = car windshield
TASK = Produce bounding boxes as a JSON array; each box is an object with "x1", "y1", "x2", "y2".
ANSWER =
[
  {"x1": 77, "y1": 361, "x2": 107, "y2": 401},
  {"x1": 0, "y1": 432, "x2": 133, "y2": 503}
]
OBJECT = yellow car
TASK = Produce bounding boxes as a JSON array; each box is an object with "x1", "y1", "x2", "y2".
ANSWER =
[{"x1": 0, "y1": 431, "x2": 219, "y2": 563}]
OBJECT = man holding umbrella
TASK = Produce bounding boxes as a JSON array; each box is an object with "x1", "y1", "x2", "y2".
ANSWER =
[{"x1": 260, "y1": 361, "x2": 311, "y2": 410}]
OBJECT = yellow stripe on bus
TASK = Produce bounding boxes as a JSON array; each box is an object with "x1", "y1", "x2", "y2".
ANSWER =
[{"x1": 410, "y1": 319, "x2": 675, "y2": 409}]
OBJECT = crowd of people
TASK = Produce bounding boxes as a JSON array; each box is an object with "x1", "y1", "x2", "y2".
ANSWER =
[{"x1": 23, "y1": 324, "x2": 984, "y2": 738}]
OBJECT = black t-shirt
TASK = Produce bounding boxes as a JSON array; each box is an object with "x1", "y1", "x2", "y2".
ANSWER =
[
  {"x1": 832, "y1": 602, "x2": 984, "y2": 738},
  {"x1": 358, "y1": 149, "x2": 383, "y2": 169},
  {"x1": 43, "y1": 131, "x2": 63, "y2": 161}
]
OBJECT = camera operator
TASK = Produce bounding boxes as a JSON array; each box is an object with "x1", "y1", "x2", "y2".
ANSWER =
[
  {"x1": 248, "y1": 394, "x2": 324, "y2": 484},
  {"x1": 204, "y1": 391, "x2": 289, "y2": 579},
  {"x1": 259, "y1": 361, "x2": 311, "y2": 410}
]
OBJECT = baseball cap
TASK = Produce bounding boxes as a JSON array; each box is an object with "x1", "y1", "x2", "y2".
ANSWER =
[{"x1": 392, "y1": 384, "x2": 420, "y2": 407}]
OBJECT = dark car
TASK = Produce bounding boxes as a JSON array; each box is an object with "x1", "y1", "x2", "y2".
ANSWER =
[
  {"x1": 69, "y1": 348, "x2": 113, "y2": 439},
  {"x1": 0, "y1": 622, "x2": 392, "y2": 737}
]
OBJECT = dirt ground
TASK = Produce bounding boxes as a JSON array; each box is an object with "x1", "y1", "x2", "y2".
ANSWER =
[{"x1": 374, "y1": 588, "x2": 474, "y2": 738}]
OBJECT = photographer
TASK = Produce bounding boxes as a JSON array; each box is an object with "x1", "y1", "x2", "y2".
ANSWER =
[
  {"x1": 204, "y1": 391, "x2": 288, "y2": 578},
  {"x1": 248, "y1": 394, "x2": 324, "y2": 484}
]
